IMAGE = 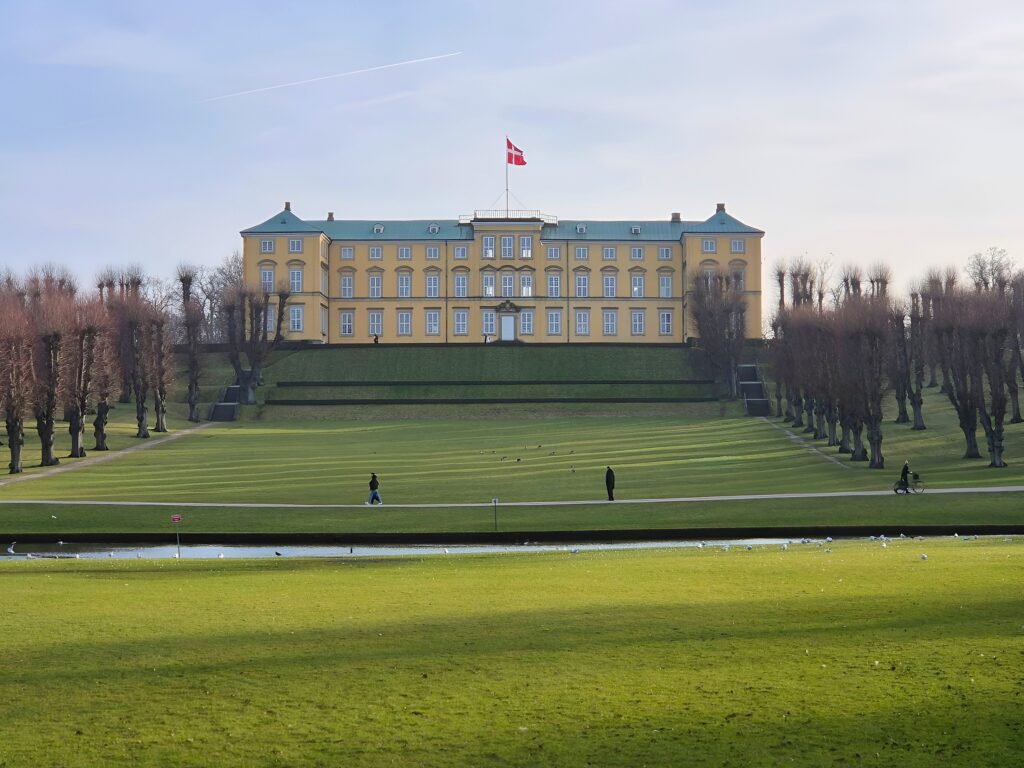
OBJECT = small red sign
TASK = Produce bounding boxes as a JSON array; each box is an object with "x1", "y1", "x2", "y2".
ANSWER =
[{"x1": 171, "y1": 514, "x2": 182, "y2": 523}]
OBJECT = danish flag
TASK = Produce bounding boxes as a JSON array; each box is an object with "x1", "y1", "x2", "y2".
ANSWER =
[{"x1": 506, "y1": 138, "x2": 526, "y2": 166}]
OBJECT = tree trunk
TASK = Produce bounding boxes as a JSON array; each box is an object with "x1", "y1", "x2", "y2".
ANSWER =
[
  {"x1": 960, "y1": 426, "x2": 981, "y2": 459},
  {"x1": 813, "y1": 404, "x2": 827, "y2": 440},
  {"x1": 68, "y1": 406, "x2": 86, "y2": 458},
  {"x1": 153, "y1": 388, "x2": 168, "y2": 433},
  {"x1": 927, "y1": 364, "x2": 938, "y2": 388},
  {"x1": 36, "y1": 413, "x2": 59, "y2": 467},
  {"x1": 134, "y1": 383, "x2": 150, "y2": 439},
  {"x1": 93, "y1": 401, "x2": 110, "y2": 451},
  {"x1": 850, "y1": 424, "x2": 868, "y2": 461},
  {"x1": 909, "y1": 392, "x2": 926, "y2": 431},
  {"x1": 119, "y1": 377, "x2": 132, "y2": 404},
  {"x1": 1008, "y1": 379, "x2": 1022, "y2": 425},
  {"x1": 838, "y1": 420, "x2": 851, "y2": 453},
  {"x1": 894, "y1": 387, "x2": 910, "y2": 424},
  {"x1": 6, "y1": 416, "x2": 23, "y2": 474},
  {"x1": 826, "y1": 409, "x2": 838, "y2": 447},
  {"x1": 187, "y1": 378, "x2": 201, "y2": 423},
  {"x1": 802, "y1": 398, "x2": 815, "y2": 434},
  {"x1": 789, "y1": 392, "x2": 803, "y2": 427},
  {"x1": 867, "y1": 420, "x2": 884, "y2": 469},
  {"x1": 988, "y1": 425, "x2": 1007, "y2": 468},
  {"x1": 773, "y1": 380, "x2": 783, "y2": 418}
]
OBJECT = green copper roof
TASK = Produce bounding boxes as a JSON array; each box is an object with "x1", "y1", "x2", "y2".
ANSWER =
[{"x1": 242, "y1": 207, "x2": 763, "y2": 240}]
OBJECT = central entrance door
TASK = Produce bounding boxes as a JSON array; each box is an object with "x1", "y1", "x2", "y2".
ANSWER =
[{"x1": 500, "y1": 314, "x2": 516, "y2": 342}]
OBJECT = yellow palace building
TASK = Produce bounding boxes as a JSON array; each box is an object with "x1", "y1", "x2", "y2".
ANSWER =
[{"x1": 240, "y1": 203, "x2": 763, "y2": 344}]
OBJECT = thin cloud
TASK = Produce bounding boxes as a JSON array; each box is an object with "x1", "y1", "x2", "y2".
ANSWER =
[{"x1": 199, "y1": 52, "x2": 462, "y2": 103}]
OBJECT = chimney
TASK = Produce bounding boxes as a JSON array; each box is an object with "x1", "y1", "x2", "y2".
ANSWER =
[
  {"x1": 670, "y1": 212, "x2": 681, "y2": 222},
  {"x1": 716, "y1": 203, "x2": 725, "y2": 213},
  {"x1": 327, "y1": 212, "x2": 335, "y2": 221},
  {"x1": 284, "y1": 201, "x2": 291, "y2": 212}
]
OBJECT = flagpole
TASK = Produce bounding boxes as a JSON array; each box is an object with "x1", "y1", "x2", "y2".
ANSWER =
[{"x1": 505, "y1": 140, "x2": 509, "y2": 217}]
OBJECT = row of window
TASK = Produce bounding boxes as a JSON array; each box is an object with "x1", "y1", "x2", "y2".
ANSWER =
[
  {"x1": 260, "y1": 238, "x2": 747, "y2": 259},
  {"x1": 260, "y1": 267, "x2": 749, "y2": 299},
  {"x1": 304, "y1": 307, "x2": 675, "y2": 337}
]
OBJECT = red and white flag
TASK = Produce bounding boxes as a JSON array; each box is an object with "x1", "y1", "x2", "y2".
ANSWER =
[{"x1": 506, "y1": 137, "x2": 526, "y2": 166}]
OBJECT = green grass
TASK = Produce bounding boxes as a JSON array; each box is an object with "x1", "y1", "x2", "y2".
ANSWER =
[{"x1": 1, "y1": 539, "x2": 1021, "y2": 767}]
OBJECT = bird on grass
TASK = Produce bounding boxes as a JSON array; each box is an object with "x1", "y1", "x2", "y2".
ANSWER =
[
  {"x1": 275, "y1": 551, "x2": 283, "y2": 557},
  {"x1": 6, "y1": 542, "x2": 16, "y2": 555},
  {"x1": 920, "y1": 554, "x2": 928, "y2": 560},
  {"x1": 51, "y1": 515, "x2": 57, "y2": 519}
]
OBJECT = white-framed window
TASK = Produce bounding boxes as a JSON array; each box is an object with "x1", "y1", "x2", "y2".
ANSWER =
[
  {"x1": 575, "y1": 246, "x2": 589, "y2": 260},
  {"x1": 576, "y1": 224, "x2": 586, "y2": 234},
  {"x1": 260, "y1": 239, "x2": 274, "y2": 254},
  {"x1": 425, "y1": 310, "x2": 440, "y2": 336},
  {"x1": 603, "y1": 247, "x2": 616, "y2": 260},
  {"x1": 631, "y1": 309, "x2": 645, "y2": 336},
  {"x1": 575, "y1": 274, "x2": 589, "y2": 298},
  {"x1": 289, "y1": 268, "x2": 303, "y2": 293},
  {"x1": 370, "y1": 246, "x2": 382, "y2": 260},
  {"x1": 631, "y1": 246, "x2": 644, "y2": 261},
  {"x1": 289, "y1": 305, "x2": 304, "y2": 332},
  {"x1": 520, "y1": 273, "x2": 533, "y2": 297},
  {"x1": 631, "y1": 274, "x2": 645, "y2": 298},
  {"x1": 340, "y1": 273, "x2": 354, "y2": 299},
  {"x1": 454, "y1": 273, "x2": 468, "y2": 298},
  {"x1": 659, "y1": 274, "x2": 672, "y2": 298},
  {"x1": 631, "y1": 225, "x2": 642, "y2": 235},
  {"x1": 482, "y1": 310, "x2": 496, "y2": 336},
  {"x1": 397, "y1": 310, "x2": 412, "y2": 336},
  {"x1": 482, "y1": 273, "x2": 495, "y2": 297},
  {"x1": 482, "y1": 236, "x2": 495, "y2": 258},
  {"x1": 454, "y1": 309, "x2": 468, "y2": 336},
  {"x1": 454, "y1": 246, "x2": 468, "y2": 260},
  {"x1": 547, "y1": 246, "x2": 561, "y2": 260},
  {"x1": 575, "y1": 309, "x2": 590, "y2": 336},
  {"x1": 373, "y1": 224, "x2": 385, "y2": 234},
  {"x1": 659, "y1": 246, "x2": 672, "y2": 260},
  {"x1": 289, "y1": 238, "x2": 303, "y2": 253},
  {"x1": 501, "y1": 273, "x2": 514, "y2": 297},
  {"x1": 603, "y1": 274, "x2": 616, "y2": 298},
  {"x1": 368, "y1": 310, "x2": 383, "y2": 336},
  {"x1": 731, "y1": 266, "x2": 746, "y2": 291},
  {"x1": 520, "y1": 310, "x2": 534, "y2": 335},
  {"x1": 659, "y1": 310, "x2": 673, "y2": 336},
  {"x1": 520, "y1": 236, "x2": 532, "y2": 258},
  {"x1": 427, "y1": 246, "x2": 440, "y2": 260},
  {"x1": 428, "y1": 223, "x2": 440, "y2": 234},
  {"x1": 260, "y1": 267, "x2": 274, "y2": 294},
  {"x1": 501, "y1": 236, "x2": 514, "y2": 259},
  {"x1": 320, "y1": 305, "x2": 328, "y2": 336},
  {"x1": 339, "y1": 310, "x2": 354, "y2": 336},
  {"x1": 341, "y1": 246, "x2": 354, "y2": 260},
  {"x1": 731, "y1": 239, "x2": 746, "y2": 254},
  {"x1": 426, "y1": 273, "x2": 440, "y2": 298},
  {"x1": 368, "y1": 274, "x2": 382, "y2": 299},
  {"x1": 397, "y1": 273, "x2": 412, "y2": 298},
  {"x1": 548, "y1": 273, "x2": 561, "y2": 298},
  {"x1": 398, "y1": 246, "x2": 411, "y2": 260},
  {"x1": 702, "y1": 239, "x2": 717, "y2": 253},
  {"x1": 266, "y1": 305, "x2": 276, "y2": 333},
  {"x1": 547, "y1": 309, "x2": 562, "y2": 336},
  {"x1": 320, "y1": 265, "x2": 328, "y2": 295},
  {"x1": 603, "y1": 310, "x2": 617, "y2": 336}
]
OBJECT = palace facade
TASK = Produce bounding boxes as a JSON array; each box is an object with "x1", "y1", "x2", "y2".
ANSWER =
[{"x1": 240, "y1": 203, "x2": 763, "y2": 344}]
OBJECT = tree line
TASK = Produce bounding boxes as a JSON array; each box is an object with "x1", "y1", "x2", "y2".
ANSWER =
[{"x1": 766, "y1": 248, "x2": 1023, "y2": 469}]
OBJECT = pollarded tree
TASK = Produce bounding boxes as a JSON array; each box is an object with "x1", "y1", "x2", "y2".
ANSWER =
[
  {"x1": 906, "y1": 291, "x2": 928, "y2": 430},
  {"x1": 62, "y1": 297, "x2": 106, "y2": 458},
  {"x1": 967, "y1": 291, "x2": 1014, "y2": 467},
  {"x1": 690, "y1": 269, "x2": 747, "y2": 399},
  {"x1": 149, "y1": 309, "x2": 174, "y2": 433},
  {"x1": 91, "y1": 312, "x2": 118, "y2": 452},
  {"x1": 0, "y1": 286, "x2": 33, "y2": 473},
  {"x1": 888, "y1": 302, "x2": 912, "y2": 424},
  {"x1": 26, "y1": 268, "x2": 76, "y2": 467},
  {"x1": 931, "y1": 289, "x2": 982, "y2": 459},
  {"x1": 178, "y1": 264, "x2": 203, "y2": 422},
  {"x1": 223, "y1": 283, "x2": 291, "y2": 405}
]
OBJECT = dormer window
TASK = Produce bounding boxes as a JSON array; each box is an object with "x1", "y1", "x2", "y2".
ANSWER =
[
  {"x1": 428, "y1": 223, "x2": 439, "y2": 234},
  {"x1": 576, "y1": 224, "x2": 586, "y2": 234},
  {"x1": 631, "y1": 226, "x2": 641, "y2": 235},
  {"x1": 373, "y1": 224, "x2": 385, "y2": 234}
]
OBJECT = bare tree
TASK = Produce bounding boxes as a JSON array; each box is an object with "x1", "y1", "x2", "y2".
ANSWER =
[
  {"x1": 690, "y1": 269, "x2": 747, "y2": 399},
  {"x1": 224, "y1": 283, "x2": 290, "y2": 405},
  {"x1": 178, "y1": 264, "x2": 204, "y2": 422},
  {"x1": 63, "y1": 298, "x2": 105, "y2": 458},
  {"x1": 0, "y1": 284, "x2": 33, "y2": 473},
  {"x1": 932, "y1": 289, "x2": 982, "y2": 459}
]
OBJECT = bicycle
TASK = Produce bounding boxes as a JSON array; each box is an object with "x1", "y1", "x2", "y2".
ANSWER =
[{"x1": 893, "y1": 472, "x2": 924, "y2": 494}]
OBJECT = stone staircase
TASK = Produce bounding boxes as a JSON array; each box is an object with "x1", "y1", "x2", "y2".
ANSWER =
[
  {"x1": 737, "y1": 364, "x2": 770, "y2": 416},
  {"x1": 207, "y1": 385, "x2": 240, "y2": 421}
]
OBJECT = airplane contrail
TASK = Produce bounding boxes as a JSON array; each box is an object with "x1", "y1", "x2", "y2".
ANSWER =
[{"x1": 199, "y1": 51, "x2": 462, "y2": 103}]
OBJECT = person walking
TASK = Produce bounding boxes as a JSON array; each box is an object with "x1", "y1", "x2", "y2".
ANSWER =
[
  {"x1": 366, "y1": 473, "x2": 382, "y2": 505},
  {"x1": 605, "y1": 466, "x2": 615, "y2": 501}
]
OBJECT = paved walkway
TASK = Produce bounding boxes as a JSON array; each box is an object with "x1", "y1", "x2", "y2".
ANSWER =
[
  {"x1": 0, "y1": 423, "x2": 214, "y2": 489},
  {"x1": 0, "y1": 485, "x2": 1022, "y2": 510}
]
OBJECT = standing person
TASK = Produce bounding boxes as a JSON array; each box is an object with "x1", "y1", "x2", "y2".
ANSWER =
[
  {"x1": 366, "y1": 473, "x2": 382, "y2": 505},
  {"x1": 373, "y1": 334, "x2": 379, "y2": 344},
  {"x1": 605, "y1": 466, "x2": 615, "y2": 501}
]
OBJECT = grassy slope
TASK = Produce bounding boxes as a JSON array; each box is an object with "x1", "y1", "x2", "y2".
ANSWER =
[{"x1": 1, "y1": 539, "x2": 1020, "y2": 767}]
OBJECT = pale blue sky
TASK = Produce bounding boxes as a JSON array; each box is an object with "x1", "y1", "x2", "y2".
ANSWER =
[{"x1": 2, "y1": 0, "x2": 1023, "y2": 306}]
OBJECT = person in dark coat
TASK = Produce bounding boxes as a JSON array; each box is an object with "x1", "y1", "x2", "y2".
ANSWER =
[
  {"x1": 366, "y1": 473, "x2": 382, "y2": 505},
  {"x1": 899, "y1": 460, "x2": 911, "y2": 491},
  {"x1": 605, "y1": 466, "x2": 615, "y2": 501}
]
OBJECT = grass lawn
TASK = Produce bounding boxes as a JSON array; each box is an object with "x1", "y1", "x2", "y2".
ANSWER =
[
  {"x1": 1, "y1": 538, "x2": 1020, "y2": 767},
  {"x1": 1, "y1": 388, "x2": 1023, "y2": 534}
]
